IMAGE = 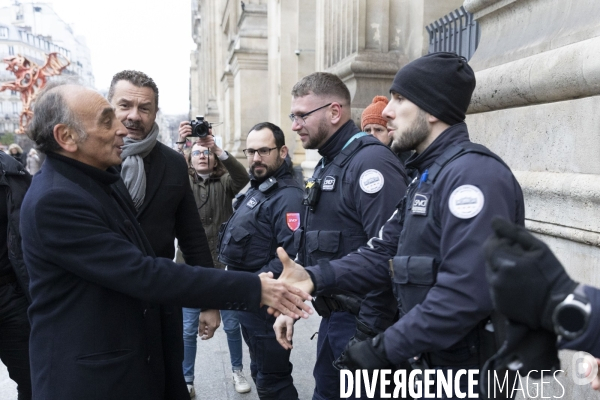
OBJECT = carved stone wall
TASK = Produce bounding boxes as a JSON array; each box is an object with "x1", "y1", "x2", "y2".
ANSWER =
[
  {"x1": 191, "y1": 0, "x2": 268, "y2": 162},
  {"x1": 464, "y1": 1, "x2": 600, "y2": 397}
]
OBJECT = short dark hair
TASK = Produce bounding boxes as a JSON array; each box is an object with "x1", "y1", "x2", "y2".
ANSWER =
[
  {"x1": 247, "y1": 122, "x2": 285, "y2": 148},
  {"x1": 27, "y1": 83, "x2": 86, "y2": 154},
  {"x1": 291, "y1": 72, "x2": 351, "y2": 105},
  {"x1": 107, "y1": 70, "x2": 159, "y2": 108}
]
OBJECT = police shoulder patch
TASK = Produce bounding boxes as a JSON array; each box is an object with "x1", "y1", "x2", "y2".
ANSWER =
[
  {"x1": 246, "y1": 197, "x2": 258, "y2": 208},
  {"x1": 286, "y1": 212, "x2": 301, "y2": 231},
  {"x1": 321, "y1": 175, "x2": 336, "y2": 191},
  {"x1": 359, "y1": 169, "x2": 384, "y2": 194},
  {"x1": 448, "y1": 185, "x2": 484, "y2": 219}
]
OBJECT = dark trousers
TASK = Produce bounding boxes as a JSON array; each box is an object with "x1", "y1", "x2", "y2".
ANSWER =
[
  {"x1": 314, "y1": 311, "x2": 379, "y2": 400},
  {"x1": 0, "y1": 281, "x2": 31, "y2": 400},
  {"x1": 238, "y1": 306, "x2": 297, "y2": 400}
]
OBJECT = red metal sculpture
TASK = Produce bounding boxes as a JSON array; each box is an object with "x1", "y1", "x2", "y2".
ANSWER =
[{"x1": 0, "y1": 52, "x2": 70, "y2": 133}]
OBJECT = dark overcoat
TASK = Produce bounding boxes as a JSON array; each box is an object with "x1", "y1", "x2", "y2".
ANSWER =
[{"x1": 21, "y1": 154, "x2": 260, "y2": 400}]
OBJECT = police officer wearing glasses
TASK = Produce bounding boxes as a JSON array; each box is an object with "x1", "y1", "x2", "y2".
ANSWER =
[
  {"x1": 276, "y1": 72, "x2": 407, "y2": 400},
  {"x1": 217, "y1": 122, "x2": 304, "y2": 400}
]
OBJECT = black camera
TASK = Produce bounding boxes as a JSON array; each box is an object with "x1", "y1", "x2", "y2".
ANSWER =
[{"x1": 189, "y1": 115, "x2": 211, "y2": 138}]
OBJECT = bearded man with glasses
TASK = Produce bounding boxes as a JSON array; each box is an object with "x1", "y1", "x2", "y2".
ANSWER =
[{"x1": 217, "y1": 122, "x2": 304, "y2": 400}]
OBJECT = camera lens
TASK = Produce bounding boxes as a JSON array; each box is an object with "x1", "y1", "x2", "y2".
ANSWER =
[{"x1": 189, "y1": 118, "x2": 210, "y2": 137}]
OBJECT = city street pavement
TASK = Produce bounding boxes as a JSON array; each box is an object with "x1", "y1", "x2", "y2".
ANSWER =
[{"x1": 0, "y1": 307, "x2": 322, "y2": 400}]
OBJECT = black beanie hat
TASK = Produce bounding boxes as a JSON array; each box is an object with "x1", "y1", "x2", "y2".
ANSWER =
[{"x1": 389, "y1": 52, "x2": 476, "y2": 125}]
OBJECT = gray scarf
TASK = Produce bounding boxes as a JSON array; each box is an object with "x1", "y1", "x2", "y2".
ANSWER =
[{"x1": 120, "y1": 123, "x2": 160, "y2": 210}]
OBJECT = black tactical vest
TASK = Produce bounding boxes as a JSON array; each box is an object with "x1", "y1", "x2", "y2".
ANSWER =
[
  {"x1": 299, "y1": 134, "x2": 391, "y2": 266},
  {"x1": 218, "y1": 176, "x2": 298, "y2": 271},
  {"x1": 391, "y1": 142, "x2": 514, "y2": 365}
]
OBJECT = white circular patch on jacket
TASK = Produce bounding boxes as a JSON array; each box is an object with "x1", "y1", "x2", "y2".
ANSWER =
[
  {"x1": 359, "y1": 169, "x2": 384, "y2": 193},
  {"x1": 448, "y1": 185, "x2": 484, "y2": 219}
]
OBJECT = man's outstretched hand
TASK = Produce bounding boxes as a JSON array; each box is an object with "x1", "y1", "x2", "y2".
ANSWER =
[
  {"x1": 267, "y1": 247, "x2": 315, "y2": 317},
  {"x1": 259, "y1": 270, "x2": 313, "y2": 319}
]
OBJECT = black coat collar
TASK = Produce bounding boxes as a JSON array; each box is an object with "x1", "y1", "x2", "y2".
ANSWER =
[
  {"x1": 45, "y1": 152, "x2": 120, "y2": 194},
  {"x1": 317, "y1": 119, "x2": 361, "y2": 162},
  {"x1": 249, "y1": 157, "x2": 294, "y2": 188}
]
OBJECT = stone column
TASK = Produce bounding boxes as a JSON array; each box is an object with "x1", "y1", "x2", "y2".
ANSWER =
[
  {"x1": 267, "y1": 0, "x2": 301, "y2": 159},
  {"x1": 220, "y1": 70, "x2": 241, "y2": 164},
  {"x1": 190, "y1": 3, "x2": 202, "y2": 119},
  {"x1": 191, "y1": 0, "x2": 222, "y2": 123},
  {"x1": 464, "y1": 1, "x2": 600, "y2": 397},
  {"x1": 319, "y1": 0, "x2": 461, "y2": 124},
  {"x1": 225, "y1": 2, "x2": 269, "y2": 159},
  {"x1": 266, "y1": 0, "x2": 318, "y2": 176},
  {"x1": 189, "y1": 50, "x2": 200, "y2": 119}
]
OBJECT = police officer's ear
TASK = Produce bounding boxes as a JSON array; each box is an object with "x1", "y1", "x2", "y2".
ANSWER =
[
  {"x1": 427, "y1": 114, "x2": 440, "y2": 124},
  {"x1": 329, "y1": 102, "x2": 344, "y2": 125},
  {"x1": 278, "y1": 145, "x2": 288, "y2": 160},
  {"x1": 425, "y1": 112, "x2": 451, "y2": 134},
  {"x1": 53, "y1": 123, "x2": 79, "y2": 153}
]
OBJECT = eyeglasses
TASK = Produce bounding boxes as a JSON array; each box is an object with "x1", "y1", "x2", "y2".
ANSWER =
[
  {"x1": 288, "y1": 103, "x2": 332, "y2": 126},
  {"x1": 191, "y1": 150, "x2": 211, "y2": 157},
  {"x1": 242, "y1": 147, "x2": 279, "y2": 158}
]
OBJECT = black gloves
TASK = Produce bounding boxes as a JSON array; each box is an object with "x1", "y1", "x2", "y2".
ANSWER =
[
  {"x1": 484, "y1": 217, "x2": 578, "y2": 332},
  {"x1": 333, "y1": 319, "x2": 378, "y2": 370},
  {"x1": 334, "y1": 334, "x2": 394, "y2": 371}
]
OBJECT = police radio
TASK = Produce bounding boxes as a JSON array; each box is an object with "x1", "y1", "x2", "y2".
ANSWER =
[{"x1": 303, "y1": 178, "x2": 321, "y2": 210}]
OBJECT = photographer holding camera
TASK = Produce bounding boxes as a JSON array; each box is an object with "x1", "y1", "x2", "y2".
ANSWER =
[
  {"x1": 177, "y1": 116, "x2": 212, "y2": 154},
  {"x1": 176, "y1": 120, "x2": 252, "y2": 396}
]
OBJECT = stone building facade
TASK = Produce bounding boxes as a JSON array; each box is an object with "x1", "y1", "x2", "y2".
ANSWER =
[{"x1": 190, "y1": 0, "x2": 462, "y2": 171}]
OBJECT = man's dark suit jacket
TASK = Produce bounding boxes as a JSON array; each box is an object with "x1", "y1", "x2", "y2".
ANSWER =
[
  {"x1": 123, "y1": 141, "x2": 216, "y2": 398},
  {"x1": 137, "y1": 141, "x2": 213, "y2": 267},
  {"x1": 21, "y1": 153, "x2": 260, "y2": 400}
]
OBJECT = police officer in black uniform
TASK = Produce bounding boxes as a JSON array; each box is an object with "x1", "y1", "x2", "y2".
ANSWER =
[
  {"x1": 218, "y1": 122, "x2": 304, "y2": 400},
  {"x1": 275, "y1": 53, "x2": 525, "y2": 399},
  {"x1": 275, "y1": 72, "x2": 407, "y2": 400}
]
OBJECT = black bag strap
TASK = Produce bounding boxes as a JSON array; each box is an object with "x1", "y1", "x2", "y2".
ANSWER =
[
  {"x1": 427, "y1": 142, "x2": 512, "y2": 184},
  {"x1": 319, "y1": 135, "x2": 391, "y2": 178}
]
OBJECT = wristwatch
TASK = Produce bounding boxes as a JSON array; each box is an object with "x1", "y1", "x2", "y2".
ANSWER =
[{"x1": 552, "y1": 283, "x2": 591, "y2": 340}]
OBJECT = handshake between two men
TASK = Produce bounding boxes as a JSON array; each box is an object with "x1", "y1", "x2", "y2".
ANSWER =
[
  {"x1": 258, "y1": 261, "x2": 314, "y2": 320},
  {"x1": 266, "y1": 248, "x2": 389, "y2": 371},
  {"x1": 267, "y1": 248, "x2": 314, "y2": 349}
]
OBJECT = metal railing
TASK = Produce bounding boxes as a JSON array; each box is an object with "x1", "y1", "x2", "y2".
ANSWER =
[{"x1": 426, "y1": 6, "x2": 480, "y2": 60}]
